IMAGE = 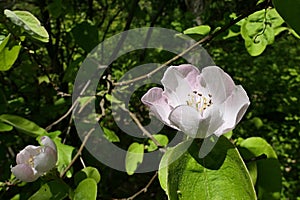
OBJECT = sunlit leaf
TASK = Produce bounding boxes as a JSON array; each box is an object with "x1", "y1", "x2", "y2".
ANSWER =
[
  {"x1": 0, "y1": 114, "x2": 47, "y2": 136},
  {"x1": 0, "y1": 122, "x2": 13, "y2": 132},
  {"x1": 54, "y1": 137, "x2": 75, "y2": 178},
  {"x1": 238, "y1": 137, "x2": 282, "y2": 200},
  {"x1": 4, "y1": 9, "x2": 49, "y2": 42},
  {"x1": 159, "y1": 136, "x2": 257, "y2": 200},
  {"x1": 74, "y1": 178, "x2": 97, "y2": 200},
  {"x1": 147, "y1": 134, "x2": 168, "y2": 152},
  {"x1": 74, "y1": 166, "x2": 101, "y2": 185},
  {"x1": 125, "y1": 142, "x2": 144, "y2": 175},
  {"x1": 183, "y1": 25, "x2": 211, "y2": 35}
]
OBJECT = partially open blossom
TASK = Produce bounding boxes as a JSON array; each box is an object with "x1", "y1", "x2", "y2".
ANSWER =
[
  {"x1": 142, "y1": 64, "x2": 250, "y2": 138},
  {"x1": 11, "y1": 136, "x2": 57, "y2": 182}
]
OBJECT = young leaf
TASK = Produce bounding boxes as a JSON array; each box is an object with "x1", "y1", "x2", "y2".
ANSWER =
[
  {"x1": 4, "y1": 9, "x2": 49, "y2": 42},
  {"x1": 53, "y1": 137, "x2": 75, "y2": 178},
  {"x1": 0, "y1": 34, "x2": 21, "y2": 71},
  {"x1": 0, "y1": 122, "x2": 13, "y2": 132},
  {"x1": 147, "y1": 134, "x2": 168, "y2": 152},
  {"x1": 125, "y1": 142, "x2": 144, "y2": 175},
  {"x1": 183, "y1": 25, "x2": 211, "y2": 35},
  {"x1": 74, "y1": 166, "x2": 101, "y2": 185},
  {"x1": 0, "y1": 114, "x2": 47, "y2": 136},
  {"x1": 103, "y1": 127, "x2": 120, "y2": 142},
  {"x1": 74, "y1": 178, "x2": 97, "y2": 200}
]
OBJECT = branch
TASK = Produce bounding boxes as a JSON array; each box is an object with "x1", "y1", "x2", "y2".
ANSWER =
[
  {"x1": 60, "y1": 127, "x2": 95, "y2": 178},
  {"x1": 113, "y1": 2, "x2": 268, "y2": 86},
  {"x1": 120, "y1": 106, "x2": 165, "y2": 151}
]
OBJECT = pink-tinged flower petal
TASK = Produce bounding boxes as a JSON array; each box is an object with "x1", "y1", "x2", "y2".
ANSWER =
[
  {"x1": 169, "y1": 105, "x2": 224, "y2": 138},
  {"x1": 16, "y1": 145, "x2": 40, "y2": 164},
  {"x1": 216, "y1": 85, "x2": 250, "y2": 136},
  {"x1": 40, "y1": 136, "x2": 57, "y2": 152},
  {"x1": 172, "y1": 64, "x2": 200, "y2": 89},
  {"x1": 161, "y1": 66, "x2": 194, "y2": 107},
  {"x1": 34, "y1": 146, "x2": 57, "y2": 172},
  {"x1": 200, "y1": 66, "x2": 235, "y2": 104},
  {"x1": 11, "y1": 164, "x2": 39, "y2": 182},
  {"x1": 141, "y1": 87, "x2": 178, "y2": 130}
]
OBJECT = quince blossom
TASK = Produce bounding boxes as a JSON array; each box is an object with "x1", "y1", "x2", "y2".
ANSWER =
[
  {"x1": 142, "y1": 64, "x2": 250, "y2": 138},
  {"x1": 11, "y1": 136, "x2": 57, "y2": 182}
]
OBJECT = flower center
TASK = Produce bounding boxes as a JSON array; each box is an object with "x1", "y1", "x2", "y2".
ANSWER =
[{"x1": 186, "y1": 90, "x2": 213, "y2": 113}]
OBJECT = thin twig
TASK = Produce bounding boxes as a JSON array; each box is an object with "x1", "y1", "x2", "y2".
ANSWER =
[
  {"x1": 113, "y1": 171, "x2": 158, "y2": 200},
  {"x1": 46, "y1": 80, "x2": 91, "y2": 131},
  {"x1": 60, "y1": 127, "x2": 95, "y2": 178},
  {"x1": 120, "y1": 106, "x2": 165, "y2": 150},
  {"x1": 45, "y1": 101, "x2": 78, "y2": 131}
]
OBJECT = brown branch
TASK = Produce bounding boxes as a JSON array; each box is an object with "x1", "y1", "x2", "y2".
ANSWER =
[
  {"x1": 113, "y1": 2, "x2": 268, "y2": 86},
  {"x1": 60, "y1": 127, "x2": 95, "y2": 178},
  {"x1": 120, "y1": 106, "x2": 165, "y2": 151}
]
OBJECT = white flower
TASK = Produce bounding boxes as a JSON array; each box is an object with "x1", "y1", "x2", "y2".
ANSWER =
[
  {"x1": 11, "y1": 136, "x2": 57, "y2": 182},
  {"x1": 142, "y1": 64, "x2": 250, "y2": 138}
]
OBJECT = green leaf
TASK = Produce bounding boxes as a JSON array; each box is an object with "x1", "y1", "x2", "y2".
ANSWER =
[
  {"x1": 0, "y1": 114, "x2": 47, "y2": 136},
  {"x1": 74, "y1": 166, "x2": 101, "y2": 185},
  {"x1": 159, "y1": 136, "x2": 257, "y2": 200},
  {"x1": 28, "y1": 180, "x2": 69, "y2": 200},
  {"x1": 74, "y1": 178, "x2": 97, "y2": 200},
  {"x1": 125, "y1": 142, "x2": 144, "y2": 175},
  {"x1": 241, "y1": 8, "x2": 284, "y2": 56},
  {"x1": 0, "y1": 34, "x2": 21, "y2": 71},
  {"x1": 53, "y1": 137, "x2": 75, "y2": 178},
  {"x1": 147, "y1": 134, "x2": 169, "y2": 152},
  {"x1": 0, "y1": 122, "x2": 13, "y2": 132},
  {"x1": 103, "y1": 127, "x2": 120, "y2": 142},
  {"x1": 238, "y1": 137, "x2": 282, "y2": 200},
  {"x1": 273, "y1": 0, "x2": 300, "y2": 35},
  {"x1": 4, "y1": 9, "x2": 49, "y2": 42},
  {"x1": 183, "y1": 25, "x2": 211, "y2": 35}
]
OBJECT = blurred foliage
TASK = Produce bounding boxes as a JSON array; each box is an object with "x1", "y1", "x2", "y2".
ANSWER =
[{"x1": 0, "y1": 0, "x2": 299, "y2": 199}]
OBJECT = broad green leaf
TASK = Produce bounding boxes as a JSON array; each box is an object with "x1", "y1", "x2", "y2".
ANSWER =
[
  {"x1": 160, "y1": 136, "x2": 256, "y2": 200},
  {"x1": 125, "y1": 142, "x2": 144, "y2": 175},
  {"x1": 103, "y1": 127, "x2": 120, "y2": 142},
  {"x1": 4, "y1": 9, "x2": 49, "y2": 42},
  {"x1": 159, "y1": 140, "x2": 191, "y2": 192},
  {"x1": 183, "y1": 25, "x2": 211, "y2": 35},
  {"x1": 74, "y1": 166, "x2": 101, "y2": 185},
  {"x1": 28, "y1": 180, "x2": 69, "y2": 200},
  {"x1": 147, "y1": 134, "x2": 169, "y2": 152},
  {"x1": 239, "y1": 137, "x2": 281, "y2": 200},
  {"x1": 239, "y1": 137, "x2": 277, "y2": 159},
  {"x1": 273, "y1": 0, "x2": 300, "y2": 35},
  {"x1": 0, "y1": 122, "x2": 13, "y2": 132},
  {"x1": 74, "y1": 178, "x2": 97, "y2": 200},
  {"x1": 0, "y1": 34, "x2": 21, "y2": 71},
  {"x1": 54, "y1": 137, "x2": 75, "y2": 178},
  {"x1": 241, "y1": 8, "x2": 284, "y2": 56},
  {"x1": 0, "y1": 114, "x2": 47, "y2": 136}
]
